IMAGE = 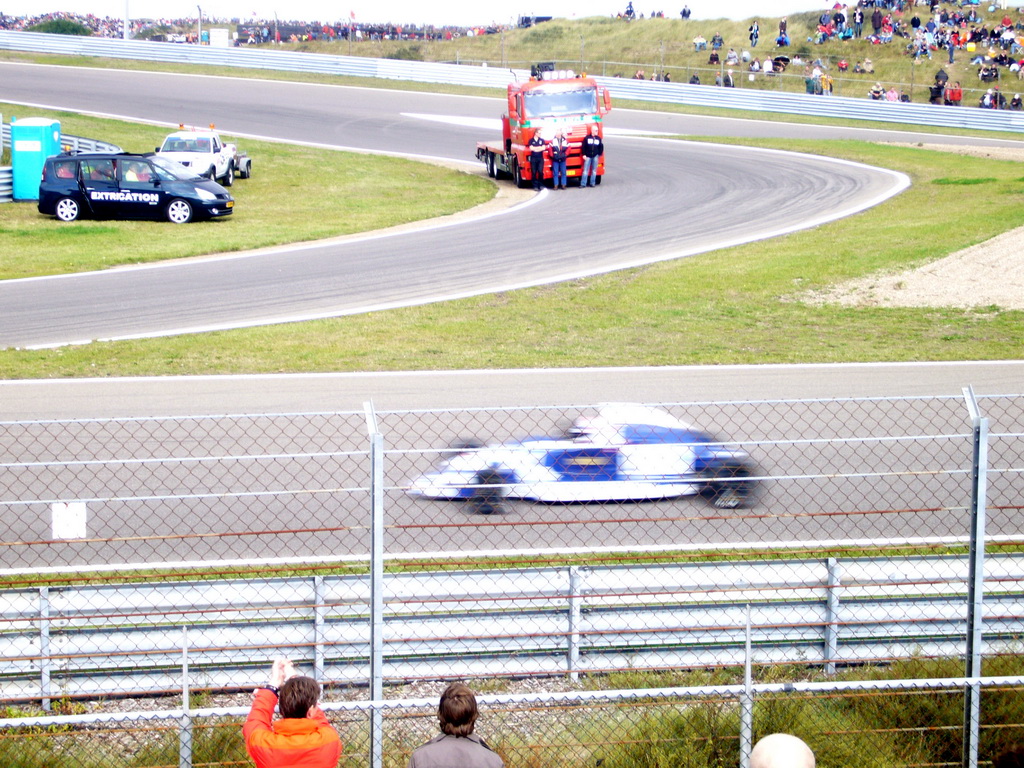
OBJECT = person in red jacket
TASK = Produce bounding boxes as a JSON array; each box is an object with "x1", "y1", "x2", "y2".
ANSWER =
[{"x1": 244, "y1": 659, "x2": 342, "y2": 768}]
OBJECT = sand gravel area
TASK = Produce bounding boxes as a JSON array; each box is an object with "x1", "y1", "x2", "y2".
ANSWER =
[{"x1": 811, "y1": 143, "x2": 1024, "y2": 311}]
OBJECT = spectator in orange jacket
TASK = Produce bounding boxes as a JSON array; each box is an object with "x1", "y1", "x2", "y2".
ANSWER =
[{"x1": 244, "y1": 659, "x2": 342, "y2": 768}]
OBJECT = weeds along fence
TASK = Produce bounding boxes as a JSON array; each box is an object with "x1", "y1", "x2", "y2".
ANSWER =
[
  {"x1": 2, "y1": 30, "x2": 1024, "y2": 134},
  {"x1": 1, "y1": 391, "x2": 1023, "y2": 768}
]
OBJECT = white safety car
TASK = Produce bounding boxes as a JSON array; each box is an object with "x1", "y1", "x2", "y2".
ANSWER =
[
  {"x1": 408, "y1": 403, "x2": 759, "y2": 512},
  {"x1": 155, "y1": 128, "x2": 251, "y2": 187}
]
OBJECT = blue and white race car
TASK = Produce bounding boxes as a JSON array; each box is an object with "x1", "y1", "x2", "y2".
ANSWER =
[{"x1": 408, "y1": 403, "x2": 758, "y2": 512}]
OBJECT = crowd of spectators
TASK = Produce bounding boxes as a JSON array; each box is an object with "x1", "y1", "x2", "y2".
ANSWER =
[
  {"x1": 0, "y1": 10, "x2": 129, "y2": 35},
  {"x1": 236, "y1": 20, "x2": 502, "y2": 43},
  {"x1": 798, "y1": 2, "x2": 1024, "y2": 105},
  {"x1": 0, "y1": 10, "x2": 501, "y2": 42},
  {"x1": 673, "y1": 0, "x2": 1024, "y2": 107}
]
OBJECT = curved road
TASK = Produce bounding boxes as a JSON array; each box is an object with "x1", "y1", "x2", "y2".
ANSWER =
[{"x1": 0, "y1": 62, "x2": 916, "y2": 348}]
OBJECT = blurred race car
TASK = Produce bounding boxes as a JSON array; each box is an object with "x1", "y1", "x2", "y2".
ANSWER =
[{"x1": 408, "y1": 403, "x2": 758, "y2": 512}]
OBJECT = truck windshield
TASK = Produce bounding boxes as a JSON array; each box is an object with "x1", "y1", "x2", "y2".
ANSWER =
[{"x1": 523, "y1": 86, "x2": 598, "y2": 118}]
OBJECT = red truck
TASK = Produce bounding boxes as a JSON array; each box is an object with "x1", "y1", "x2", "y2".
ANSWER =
[{"x1": 476, "y1": 69, "x2": 612, "y2": 188}]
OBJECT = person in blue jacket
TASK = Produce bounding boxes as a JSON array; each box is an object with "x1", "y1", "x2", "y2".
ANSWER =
[{"x1": 580, "y1": 124, "x2": 604, "y2": 188}]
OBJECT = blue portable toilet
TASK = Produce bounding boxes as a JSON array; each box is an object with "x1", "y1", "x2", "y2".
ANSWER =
[{"x1": 11, "y1": 117, "x2": 61, "y2": 201}]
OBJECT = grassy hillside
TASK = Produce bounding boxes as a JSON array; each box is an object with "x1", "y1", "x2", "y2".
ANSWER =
[{"x1": 284, "y1": 9, "x2": 1022, "y2": 105}]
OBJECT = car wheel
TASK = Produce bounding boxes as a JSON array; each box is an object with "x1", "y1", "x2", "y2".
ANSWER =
[
  {"x1": 513, "y1": 159, "x2": 528, "y2": 189},
  {"x1": 239, "y1": 161, "x2": 251, "y2": 179},
  {"x1": 222, "y1": 164, "x2": 234, "y2": 187},
  {"x1": 486, "y1": 153, "x2": 496, "y2": 178},
  {"x1": 467, "y1": 468, "x2": 507, "y2": 515},
  {"x1": 166, "y1": 199, "x2": 194, "y2": 224},
  {"x1": 54, "y1": 197, "x2": 81, "y2": 222},
  {"x1": 707, "y1": 464, "x2": 756, "y2": 510}
]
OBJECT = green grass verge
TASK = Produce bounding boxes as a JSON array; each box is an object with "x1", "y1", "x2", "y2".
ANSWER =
[
  {"x1": 0, "y1": 103, "x2": 492, "y2": 279},
  {"x1": 4, "y1": 540, "x2": 1020, "y2": 590},
  {"x1": 1, "y1": 137, "x2": 1022, "y2": 376}
]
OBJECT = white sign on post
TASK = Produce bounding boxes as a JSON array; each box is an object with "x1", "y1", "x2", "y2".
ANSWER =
[{"x1": 52, "y1": 501, "x2": 88, "y2": 539}]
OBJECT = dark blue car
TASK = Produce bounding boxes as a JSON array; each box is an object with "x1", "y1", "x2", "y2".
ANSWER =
[{"x1": 38, "y1": 152, "x2": 234, "y2": 224}]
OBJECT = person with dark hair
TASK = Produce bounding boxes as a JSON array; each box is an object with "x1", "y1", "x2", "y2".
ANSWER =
[
  {"x1": 407, "y1": 683, "x2": 504, "y2": 768},
  {"x1": 244, "y1": 659, "x2": 342, "y2": 768}
]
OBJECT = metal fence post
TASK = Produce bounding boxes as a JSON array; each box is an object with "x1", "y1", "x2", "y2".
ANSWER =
[
  {"x1": 365, "y1": 402, "x2": 385, "y2": 768},
  {"x1": 961, "y1": 386, "x2": 988, "y2": 768},
  {"x1": 38, "y1": 586, "x2": 51, "y2": 711},
  {"x1": 824, "y1": 558, "x2": 841, "y2": 676},
  {"x1": 180, "y1": 626, "x2": 193, "y2": 768},
  {"x1": 739, "y1": 604, "x2": 753, "y2": 768},
  {"x1": 314, "y1": 575, "x2": 326, "y2": 683},
  {"x1": 567, "y1": 566, "x2": 586, "y2": 681},
  {"x1": 179, "y1": 714, "x2": 193, "y2": 768}
]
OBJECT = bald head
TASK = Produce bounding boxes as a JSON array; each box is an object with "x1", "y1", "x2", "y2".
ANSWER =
[{"x1": 751, "y1": 734, "x2": 815, "y2": 768}]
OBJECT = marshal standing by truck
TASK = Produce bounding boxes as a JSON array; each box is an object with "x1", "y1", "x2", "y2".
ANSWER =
[{"x1": 476, "y1": 65, "x2": 612, "y2": 189}]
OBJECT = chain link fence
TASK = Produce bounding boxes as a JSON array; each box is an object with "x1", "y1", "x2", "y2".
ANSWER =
[{"x1": 1, "y1": 392, "x2": 1022, "y2": 768}]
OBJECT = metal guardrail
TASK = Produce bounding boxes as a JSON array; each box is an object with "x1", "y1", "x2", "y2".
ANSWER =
[
  {"x1": 0, "y1": 121, "x2": 122, "y2": 155},
  {"x1": 57, "y1": 134, "x2": 123, "y2": 153},
  {"x1": 2, "y1": 30, "x2": 1024, "y2": 135},
  {"x1": 3, "y1": 553, "x2": 1022, "y2": 700}
]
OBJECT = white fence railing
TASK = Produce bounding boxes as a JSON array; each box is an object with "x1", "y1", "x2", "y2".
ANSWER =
[
  {"x1": 2, "y1": 30, "x2": 1024, "y2": 134},
  {"x1": 3, "y1": 553, "x2": 1023, "y2": 701}
]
